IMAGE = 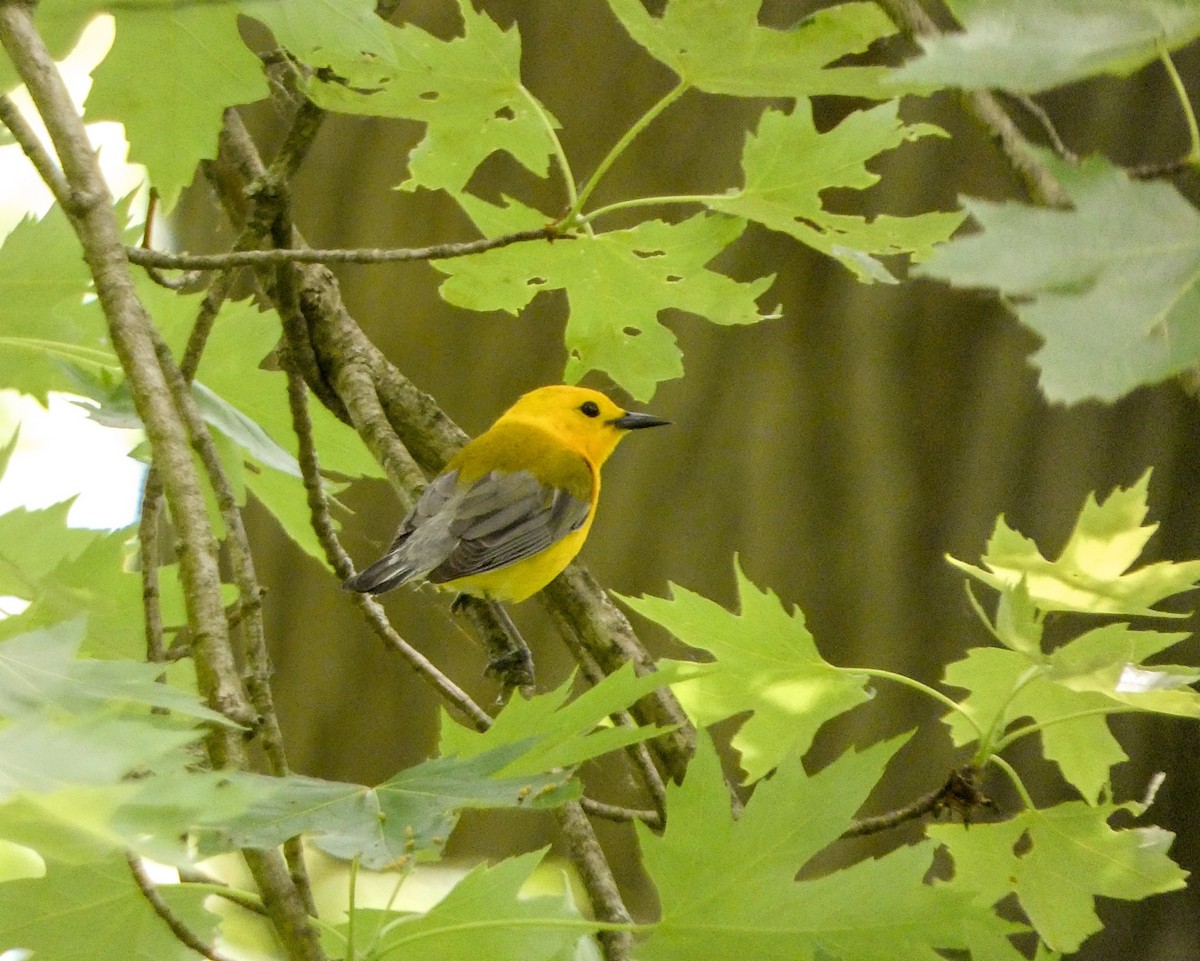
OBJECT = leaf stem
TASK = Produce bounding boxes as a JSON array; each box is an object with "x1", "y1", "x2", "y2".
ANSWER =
[
  {"x1": 576, "y1": 192, "x2": 731, "y2": 225},
  {"x1": 971, "y1": 663, "x2": 1046, "y2": 767},
  {"x1": 346, "y1": 857, "x2": 359, "y2": 961},
  {"x1": 520, "y1": 85, "x2": 579, "y2": 213},
  {"x1": 987, "y1": 753, "x2": 1037, "y2": 810},
  {"x1": 849, "y1": 667, "x2": 985, "y2": 738},
  {"x1": 569, "y1": 80, "x2": 691, "y2": 221},
  {"x1": 375, "y1": 917, "x2": 653, "y2": 961},
  {"x1": 992, "y1": 705, "x2": 1139, "y2": 754},
  {"x1": 1158, "y1": 41, "x2": 1200, "y2": 164}
]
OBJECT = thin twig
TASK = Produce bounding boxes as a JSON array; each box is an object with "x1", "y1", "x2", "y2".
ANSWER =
[
  {"x1": 125, "y1": 226, "x2": 561, "y2": 271},
  {"x1": 556, "y1": 802, "x2": 634, "y2": 961},
  {"x1": 841, "y1": 767, "x2": 993, "y2": 838},
  {"x1": 127, "y1": 853, "x2": 237, "y2": 961},
  {"x1": 1007, "y1": 92, "x2": 1079, "y2": 164},
  {"x1": 0, "y1": 91, "x2": 74, "y2": 210},
  {"x1": 579, "y1": 796, "x2": 662, "y2": 829},
  {"x1": 281, "y1": 356, "x2": 495, "y2": 732}
]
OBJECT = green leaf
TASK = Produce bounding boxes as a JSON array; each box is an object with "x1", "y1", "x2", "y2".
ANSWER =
[
  {"x1": 0, "y1": 523, "x2": 147, "y2": 659},
  {"x1": 251, "y1": 0, "x2": 557, "y2": 195},
  {"x1": 345, "y1": 850, "x2": 587, "y2": 961},
  {"x1": 0, "y1": 619, "x2": 232, "y2": 726},
  {"x1": 893, "y1": 0, "x2": 1200, "y2": 93},
  {"x1": 0, "y1": 715, "x2": 202, "y2": 799},
  {"x1": 0, "y1": 786, "x2": 136, "y2": 864},
  {"x1": 0, "y1": 501, "x2": 92, "y2": 600},
  {"x1": 918, "y1": 154, "x2": 1200, "y2": 402},
  {"x1": 0, "y1": 208, "x2": 111, "y2": 402},
  {"x1": 191, "y1": 297, "x2": 382, "y2": 480},
  {"x1": 197, "y1": 742, "x2": 577, "y2": 870},
  {"x1": 608, "y1": 0, "x2": 898, "y2": 98},
  {"x1": 637, "y1": 731, "x2": 1010, "y2": 960},
  {"x1": 439, "y1": 662, "x2": 684, "y2": 775},
  {"x1": 435, "y1": 213, "x2": 776, "y2": 401},
  {"x1": 0, "y1": 853, "x2": 217, "y2": 961},
  {"x1": 0, "y1": 837, "x2": 42, "y2": 882},
  {"x1": 709, "y1": 101, "x2": 964, "y2": 282},
  {"x1": 87, "y1": 2, "x2": 269, "y2": 209},
  {"x1": 621, "y1": 559, "x2": 871, "y2": 782},
  {"x1": 948, "y1": 471, "x2": 1200, "y2": 616},
  {"x1": 944, "y1": 622, "x2": 1200, "y2": 800},
  {"x1": 931, "y1": 801, "x2": 1187, "y2": 953}
]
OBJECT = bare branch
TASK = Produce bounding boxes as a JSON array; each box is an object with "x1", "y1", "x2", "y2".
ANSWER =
[
  {"x1": 842, "y1": 767, "x2": 994, "y2": 838},
  {"x1": 125, "y1": 226, "x2": 562, "y2": 272},
  {"x1": 127, "y1": 853, "x2": 237, "y2": 961}
]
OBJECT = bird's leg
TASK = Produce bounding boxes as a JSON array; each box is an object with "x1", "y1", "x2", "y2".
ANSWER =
[{"x1": 451, "y1": 595, "x2": 536, "y2": 696}]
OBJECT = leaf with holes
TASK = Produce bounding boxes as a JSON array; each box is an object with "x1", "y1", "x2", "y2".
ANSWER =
[{"x1": 434, "y1": 213, "x2": 775, "y2": 400}]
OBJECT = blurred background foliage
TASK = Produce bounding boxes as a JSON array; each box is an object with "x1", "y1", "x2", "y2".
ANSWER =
[{"x1": 170, "y1": 2, "x2": 1200, "y2": 957}]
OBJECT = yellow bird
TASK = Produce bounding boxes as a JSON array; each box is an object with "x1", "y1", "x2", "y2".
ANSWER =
[{"x1": 345, "y1": 385, "x2": 669, "y2": 602}]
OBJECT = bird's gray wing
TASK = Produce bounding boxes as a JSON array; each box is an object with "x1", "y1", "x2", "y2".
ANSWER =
[
  {"x1": 343, "y1": 470, "x2": 462, "y2": 594},
  {"x1": 344, "y1": 469, "x2": 590, "y2": 595},
  {"x1": 426, "y1": 469, "x2": 591, "y2": 583}
]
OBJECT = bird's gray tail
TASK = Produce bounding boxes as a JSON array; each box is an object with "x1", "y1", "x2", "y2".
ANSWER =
[{"x1": 343, "y1": 552, "x2": 418, "y2": 595}]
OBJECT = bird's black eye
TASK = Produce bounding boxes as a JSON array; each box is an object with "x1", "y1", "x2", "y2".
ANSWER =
[{"x1": 579, "y1": 400, "x2": 600, "y2": 418}]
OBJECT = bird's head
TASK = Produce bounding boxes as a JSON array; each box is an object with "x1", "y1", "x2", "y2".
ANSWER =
[{"x1": 500, "y1": 385, "x2": 669, "y2": 466}]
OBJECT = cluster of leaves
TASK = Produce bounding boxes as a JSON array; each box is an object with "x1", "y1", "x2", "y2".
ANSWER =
[
  {"x1": 1, "y1": 441, "x2": 1196, "y2": 959},
  {"x1": 11, "y1": 0, "x2": 970, "y2": 402},
  {"x1": 2, "y1": 1, "x2": 1200, "y2": 960},
  {"x1": 904, "y1": 0, "x2": 1200, "y2": 403}
]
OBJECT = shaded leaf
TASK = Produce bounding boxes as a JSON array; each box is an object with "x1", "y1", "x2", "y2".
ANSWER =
[
  {"x1": 918, "y1": 154, "x2": 1200, "y2": 403},
  {"x1": 893, "y1": 0, "x2": 1200, "y2": 93},
  {"x1": 931, "y1": 801, "x2": 1187, "y2": 953},
  {"x1": 637, "y1": 731, "x2": 1012, "y2": 960},
  {"x1": 197, "y1": 742, "x2": 576, "y2": 869},
  {"x1": 0, "y1": 853, "x2": 217, "y2": 961}
]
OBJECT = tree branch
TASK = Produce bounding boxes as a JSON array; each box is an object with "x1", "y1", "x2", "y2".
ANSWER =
[
  {"x1": 127, "y1": 853, "x2": 237, "y2": 961},
  {"x1": 124, "y1": 226, "x2": 561, "y2": 271},
  {"x1": 0, "y1": 10, "x2": 325, "y2": 959},
  {"x1": 841, "y1": 767, "x2": 993, "y2": 838}
]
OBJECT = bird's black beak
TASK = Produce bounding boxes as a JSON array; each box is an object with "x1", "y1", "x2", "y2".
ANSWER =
[{"x1": 611, "y1": 410, "x2": 670, "y2": 430}]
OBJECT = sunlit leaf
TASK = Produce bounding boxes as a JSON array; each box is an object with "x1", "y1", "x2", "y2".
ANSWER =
[
  {"x1": 440, "y1": 661, "x2": 684, "y2": 775},
  {"x1": 948, "y1": 471, "x2": 1200, "y2": 615},
  {"x1": 931, "y1": 800, "x2": 1186, "y2": 953},
  {"x1": 621, "y1": 558, "x2": 871, "y2": 782},
  {"x1": 435, "y1": 214, "x2": 776, "y2": 401},
  {"x1": 250, "y1": 0, "x2": 557, "y2": 195},
  {"x1": 87, "y1": 2, "x2": 269, "y2": 209},
  {"x1": 608, "y1": 0, "x2": 898, "y2": 98},
  {"x1": 710, "y1": 101, "x2": 963, "y2": 282}
]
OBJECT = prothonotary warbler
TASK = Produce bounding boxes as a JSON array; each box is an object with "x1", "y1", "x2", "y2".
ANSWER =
[{"x1": 344, "y1": 385, "x2": 669, "y2": 602}]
